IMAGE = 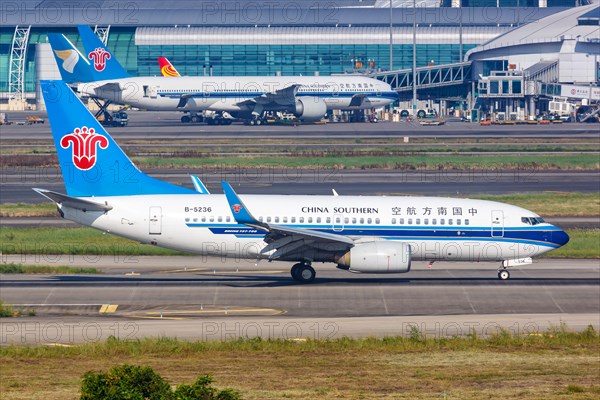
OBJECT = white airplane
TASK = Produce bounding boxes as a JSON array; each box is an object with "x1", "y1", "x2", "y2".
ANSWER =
[
  {"x1": 48, "y1": 25, "x2": 398, "y2": 124},
  {"x1": 37, "y1": 80, "x2": 569, "y2": 283}
]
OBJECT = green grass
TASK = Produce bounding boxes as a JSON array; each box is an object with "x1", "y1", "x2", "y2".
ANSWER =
[
  {"x1": 0, "y1": 300, "x2": 36, "y2": 318},
  {"x1": 0, "y1": 226, "x2": 597, "y2": 259},
  {"x1": 0, "y1": 263, "x2": 101, "y2": 274},
  {"x1": 0, "y1": 202, "x2": 58, "y2": 217},
  {"x1": 133, "y1": 153, "x2": 600, "y2": 170},
  {"x1": 0, "y1": 226, "x2": 185, "y2": 256},
  {"x1": 1, "y1": 327, "x2": 598, "y2": 399},
  {"x1": 545, "y1": 229, "x2": 600, "y2": 258},
  {"x1": 471, "y1": 192, "x2": 600, "y2": 217}
]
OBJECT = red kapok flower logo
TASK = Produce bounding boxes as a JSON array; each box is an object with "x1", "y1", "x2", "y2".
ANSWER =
[
  {"x1": 60, "y1": 126, "x2": 109, "y2": 170},
  {"x1": 88, "y1": 47, "x2": 111, "y2": 72}
]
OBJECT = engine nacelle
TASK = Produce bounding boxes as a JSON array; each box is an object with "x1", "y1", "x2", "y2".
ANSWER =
[
  {"x1": 294, "y1": 96, "x2": 327, "y2": 121},
  {"x1": 337, "y1": 241, "x2": 411, "y2": 274}
]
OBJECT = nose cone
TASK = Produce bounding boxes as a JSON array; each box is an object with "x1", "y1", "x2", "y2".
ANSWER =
[{"x1": 554, "y1": 229, "x2": 570, "y2": 247}]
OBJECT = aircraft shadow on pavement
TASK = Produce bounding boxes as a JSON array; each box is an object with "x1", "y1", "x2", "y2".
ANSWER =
[{"x1": 2, "y1": 274, "x2": 598, "y2": 288}]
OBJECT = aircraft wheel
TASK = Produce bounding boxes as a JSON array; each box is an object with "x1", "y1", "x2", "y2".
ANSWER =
[
  {"x1": 290, "y1": 264, "x2": 302, "y2": 281},
  {"x1": 249, "y1": 119, "x2": 256, "y2": 126},
  {"x1": 498, "y1": 270, "x2": 510, "y2": 280},
  {"x1": 255, "y1": 119, "x2": 262, "y2": 126},
  {"x1": 181, "y1": 115, "x2": 191, "y2": 123},
  {"x1": 296, "y1": 264, "x2": 316, "y2": 284},
  {"x1": 191, "y1": 116, "x2": 200, "y2": 123}
]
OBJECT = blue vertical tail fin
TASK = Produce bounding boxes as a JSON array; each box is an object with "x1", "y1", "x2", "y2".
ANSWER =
[
  {"x1": 47, "y1": 33, "x2": 96, "y2": 83},
  {"x1": 40, "y1": 80, "x2": 194, "y2": 197},
  {"x1": 77, "y1": 25, "x2": 129, "y2": 80}
]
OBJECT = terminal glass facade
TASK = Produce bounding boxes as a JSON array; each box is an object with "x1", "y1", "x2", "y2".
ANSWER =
[{"x1": 137, "y1": 44, "x2": 476, "y2": 77}]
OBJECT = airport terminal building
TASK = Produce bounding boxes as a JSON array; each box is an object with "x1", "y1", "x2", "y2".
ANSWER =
[{"x1": 1, "y1": 0, "x2": 598, "y2": 114}]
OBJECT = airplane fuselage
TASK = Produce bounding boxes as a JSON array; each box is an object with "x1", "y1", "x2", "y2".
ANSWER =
[
  {"x1": 77, "y1": 75, "x2": 398, "y2": 113},
  {"x1": 60, "y1": 194, "x2": 567, "y2": 264}
]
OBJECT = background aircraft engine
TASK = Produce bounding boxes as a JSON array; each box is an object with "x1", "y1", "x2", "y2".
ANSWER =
[
  {"x1": 294, "y1": 96, "x2": 327, "y2": 121},
  {"x1": 337, "y1": 242, "x2": 411, "y2": 273}
]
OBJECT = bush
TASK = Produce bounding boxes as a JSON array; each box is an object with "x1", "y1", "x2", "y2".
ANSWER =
[
  {"x1": 81, "y1": 364, "x2": 172, "y2": 400},
  {"x1": 80, "y1": 364, "x2": 241, "y2": 400},
  {"x1": 174, "y1": 375, "x2": 241, "y2": 400}
]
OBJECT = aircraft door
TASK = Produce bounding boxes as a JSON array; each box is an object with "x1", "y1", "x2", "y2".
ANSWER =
[
  {"x1": 332, "y1": 213, "x2": 344, "y2": 232},
  {"x1": 143, "y1": 85, "x2": 158, "y2": 98},
  {"x1": 491, "y1": 210, "x2": 504, "y2": 237},
  {"x1": 149, "y1": 206, "x2": 162, "y2": 235}
]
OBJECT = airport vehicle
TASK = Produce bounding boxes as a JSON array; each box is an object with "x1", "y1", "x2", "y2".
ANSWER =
[
  {"x1": 97, "y1": 111, "x2": 129, "y2": 127},
  {"x1": 36, "y1": 80, "x2": 569, "y2": 283},
  {"x1": 49, "y1": 25, "x2": 398, "y2": 125}
]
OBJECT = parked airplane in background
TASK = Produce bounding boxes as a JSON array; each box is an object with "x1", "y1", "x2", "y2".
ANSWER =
[
  {"x1": 48, "y1": 25, "x2": 399, "y2": 125},
  {"x1": 36, "y1": 80, "x2": 569, "y2": 283},
  {"x1": 158, "y1": 57, "x2": 181, "y2": 77}
]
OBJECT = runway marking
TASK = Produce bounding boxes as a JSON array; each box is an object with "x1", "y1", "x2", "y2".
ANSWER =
[
  {"x1": 99, "y1": 304, "x2": 119, "y2": 313},
  {"x1": 127, "y1": 315, "x2": 188, "y2": 320},
  {"x1": 379, "y1": 286, "x2": 389, "y2": 315},
  {"x1": 157, "y1": 267, "x2": 208, "y2": 273},
  {"x1": 44, "y1": 343, "x2": 75, "y2": 347}
]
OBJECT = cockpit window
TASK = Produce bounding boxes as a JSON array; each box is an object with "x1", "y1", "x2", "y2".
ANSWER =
[{"x1": 522, "y1": 217, "x2": 545, "y2": 225}]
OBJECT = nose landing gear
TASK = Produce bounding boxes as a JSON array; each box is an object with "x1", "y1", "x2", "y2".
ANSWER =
[{"x1": 497, "y1": 268, "x2": 510, "y2": 280}]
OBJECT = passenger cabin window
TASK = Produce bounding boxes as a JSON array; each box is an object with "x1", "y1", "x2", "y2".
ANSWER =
[
  {"x1": 360, "y1": 218, "x2": 364, "y2": 224},
  {"x1": 408, "y1": 218, "x2": 413, "y2": 225},
  {"x1": 457, "y1": 219, "x2": 461, "y2": 225},
  {"x1": 326, "y1": 217, "x2": 331, "y2": 223},
  {"x1": 344, "y1": 218, "x2": 349, "y2": 224},
  {"x1": 226, "y1": 216, "x2": 231, "y2": 222},
  {"x1": 352, "y1": 217, "x2": 357, "y2": 224},
  {"x1": 416, "y1": 218, "x2": 420, "y2": 225},
  {"x1": 218, "y1": 216, "x2": 222, "y2": 222},
  {"x1": 440, "y1": 219, "x2": 445, "y2": 225},
  {"x1": 335, "y1": 217, "x2": 341, "y2": 223},
  {"x1": 185, "y1": 217, "x2": 190, "y2": 222},
  {"x1": 299, "y1": 217, "x2": 304, "y2": 223},
  {"x1": 375, "y1": 218, "x2": 380, "y2": 224},
  {"x1": 367, "y1": 218, "x2": 372, "y2": 224},
  {"x1": 465, "y1": 219, "x2": 469, "y2": 225},
  {"x1": 291, "y1": 217, "x2": 296, "y2": 223},
  {"x1": 317, "y1": 217, "x2": 321, "y2": 223},
  {"x1": 210, "y1": 216, "x2": 214, "y2": 222},
  {"x1": 283, "y1": 216, "x2": 288, "y2": 223},
  {"x1": 391, "y1": 218, "x2": 396, "y2": 224},
  {"x1": 202, "y1": 217, "x2": 206, "y2": 222},
  {"x1": 275, "y1": 217, "x2": 280, "y2": 223},
  {"x1": 267, "y1": 217, "x2": 271, "y2": 223},
  {"x1": 432, "y1": 218, "x2": 436, "y2": 225},
  {"x1": 424, "y1": 218, "x2": 429, "y2": 225},
  {"x1": 193, "y1": 218, "x2": 197, "y2": 222},
  {"x1": 448, "y1": 219, "x2": 453, "y2": 225},
  {"x1": 308, "y1": 217, "x2": 313, "y2": 223}
]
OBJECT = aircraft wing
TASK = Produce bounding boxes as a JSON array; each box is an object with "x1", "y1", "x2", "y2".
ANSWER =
[
  {"x1": 349, "y1": 93, "x2": 369, "y2": 107},
  {"x1": 177, "y1": 94, "x2": 193, "y2": 108},
  {"x1": 221, "y1": 182, "x2": 354, "y2": 260},
  {"x1": 236, "y1": 84, "x2": 301, "y2": 107}
]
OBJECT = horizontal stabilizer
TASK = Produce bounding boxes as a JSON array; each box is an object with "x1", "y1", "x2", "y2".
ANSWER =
[
  {"x1": 190, "y1": 175, "x2": 210, "y2": 194},
  {"x1": 33, "y1": 188, "x2": 112, "y2": 212}
]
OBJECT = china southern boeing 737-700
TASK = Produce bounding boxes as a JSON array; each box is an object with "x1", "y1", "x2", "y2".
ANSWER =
[{"x1": 36, "y1": 80, "x2": 569, "y2": 283}]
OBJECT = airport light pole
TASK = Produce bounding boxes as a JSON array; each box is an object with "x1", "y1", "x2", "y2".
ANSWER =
[
  {"x1": 412, "y1": 0, "x2": 417, "y2": 115},
  {"x1": 389, "y1": 0, "x2": 393, "y2": 71}
]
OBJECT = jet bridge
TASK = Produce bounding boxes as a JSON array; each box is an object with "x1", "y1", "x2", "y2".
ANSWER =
[{"x1": 370, "y1": 62, "x2": 472, "y2": 92}]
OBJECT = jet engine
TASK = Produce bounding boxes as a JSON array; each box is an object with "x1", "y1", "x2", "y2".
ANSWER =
[
  {"x1": 337, "y1": 241, "x2": 411, "y2": 273},
  {"x1": 294, "y1": 96, "x2": 327, "y2": 121}
]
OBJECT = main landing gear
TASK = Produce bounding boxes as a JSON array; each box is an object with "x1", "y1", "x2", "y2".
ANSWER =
[
  {"x1": 497, "y1": 267, "x2": 510, "y2": 280},
  {"x1": 290, "y1": 262, "x2": 316, "y2": 284}
]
